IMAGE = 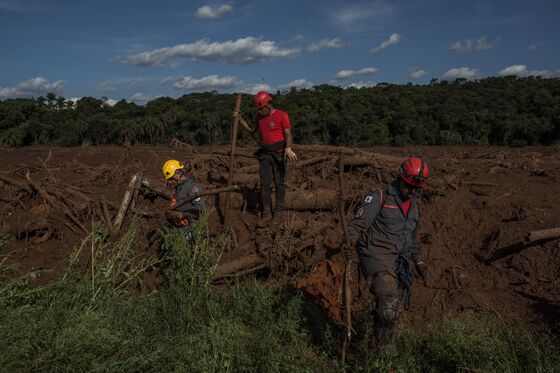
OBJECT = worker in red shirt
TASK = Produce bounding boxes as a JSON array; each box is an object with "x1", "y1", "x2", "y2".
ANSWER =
[{"x1": 233, "y1": 91, "x2": 297, "y2": 227}]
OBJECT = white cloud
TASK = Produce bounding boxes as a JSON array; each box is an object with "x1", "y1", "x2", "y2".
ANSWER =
[
  {"x1": 345, "y1": 80, "x2": 377, "y2": 89},
  {"x1": 195, "y1": 4, "x2": 233, "y2": 19},
  {"x1": 307, "y1": 38, "x2": 344, "y2": 52},
  {"x1": 120, "y1": 37, "x2": 301, "y2": 66},
  {"x1": 335, "y1": 67, "x2": 379, "y2": 79},
  {"x1": 449, "y1": 36, "x2": 499, "y2": 52},
  {"x1": 240, "y1": 83, "x2": 273, "y2": 95},
  {"x1": 497, "y1": 64, "x2": 556, "y2": 78},
  {"x1": 95, "y1": 80, "x2": 117, "y2": 93},
  {"x1": 162, "y1": 74, "x2": 241, "y2": 90},
  {"x1": 0, "y1": 77, "x2": 64, "y2": 98},
  {"x1": 528, "y1": 42, "x2": 542, "y2": 51},
  {"x1": 129, "y1": 92, "x2": 157, "y2": 103},
  {"x1": 408, "y1": 68, "x2": 427, "y2": 80},
  {"x1": 331, "y1": 1, "x2": 393, "y2": 27},
  {"x1": 278, "y1": 79, "x2": 314, "y2": 90},
  {"x1": 440, "y1": 67, "x2": 480, "y2": 80},
  {"x1": 370, "y1": 33, "x2": 401, "y2": 54}
]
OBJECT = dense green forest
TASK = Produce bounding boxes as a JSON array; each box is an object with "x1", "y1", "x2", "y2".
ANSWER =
[{"x1": 1, "y1": 76, "x2": 559, "y2": 147}]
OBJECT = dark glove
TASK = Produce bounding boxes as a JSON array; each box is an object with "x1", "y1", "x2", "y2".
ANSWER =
[
  {"x1": 342, "y1": 243, "x2": 354, "y2": 261},
  {"x1": 415, "y1": 261, "x2": 428, "y2": 283}
]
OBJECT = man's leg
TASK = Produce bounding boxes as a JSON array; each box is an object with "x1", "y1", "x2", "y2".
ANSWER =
[
  {"x1": 271, "y1": 152, "x2": 286, "y2": 212},
  {"x1": 258, "y1": 154, "x2": 274, "y2": 223},
  {"x1": 372, "y1": 272, "x2": 399, "y2": 351}
]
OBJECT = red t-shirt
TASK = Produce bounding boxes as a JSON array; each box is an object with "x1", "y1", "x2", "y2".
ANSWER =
[
  {"x1": 255, "y1": 109, "x2": 291, "y2": 149},
  {"x1": 401, "y1": 199, "x2": 411, "y2": 217}
]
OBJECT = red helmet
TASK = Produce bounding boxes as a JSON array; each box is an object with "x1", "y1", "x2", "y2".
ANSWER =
[
  {"x1": 399, "y1": 157, "x2": 429, "y2": 187},
  {"x1": 254, "y1": 91, "x2": 272, "y2": 108}
]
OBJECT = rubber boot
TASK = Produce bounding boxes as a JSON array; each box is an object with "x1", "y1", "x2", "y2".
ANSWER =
[{"x1": 256, "y1": 210, "x2": 272, "y2": 229}]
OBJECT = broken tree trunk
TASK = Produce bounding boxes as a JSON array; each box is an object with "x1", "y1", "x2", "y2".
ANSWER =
[
  {"x1": 292, "y1": 145, "x2": 365, "y2": 156},
  {"x1": 0, "y1": 175, "x2": 32, "y2": 194},
  {"x1": 113, "y1": 173, "x2": 140, "y2": 232},
  {"x1": 481, "y1": 227, "x2": 560, "y2": 263},
  {"x1": 212, "y1": 254, "x2": 266, "y2": 279}
]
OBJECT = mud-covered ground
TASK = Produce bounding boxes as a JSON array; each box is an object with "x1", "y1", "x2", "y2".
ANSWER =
[{"x1": 1, "y1": 144, "x2": 559, "y2": 335}]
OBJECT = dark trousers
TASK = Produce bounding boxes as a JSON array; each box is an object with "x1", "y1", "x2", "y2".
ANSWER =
[{"x1": 258, "y1": 151, "x2": 286, "y2": 214}]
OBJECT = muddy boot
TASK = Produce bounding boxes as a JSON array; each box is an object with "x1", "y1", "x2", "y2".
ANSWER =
[
  {"x1": 373, "y1": 321, "x2": 396, "y2": 355},
  {"x1": 256, "y1": 211, "x2": 272, "y2": 229},
  {"x1": 272, "y1": 206, "x2": 287, "y2": 223}
]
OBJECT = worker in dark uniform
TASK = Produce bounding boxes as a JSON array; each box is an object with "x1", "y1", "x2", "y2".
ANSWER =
[
  {"x1": 233, "y1": 91, "x2": 298, "y2": 227},
  {"x1": 162, "y1": 159, "x2": 207, "y2": 245},
  {"x1": 344, "y1": 157, "x2": 429, "y2": 350}
]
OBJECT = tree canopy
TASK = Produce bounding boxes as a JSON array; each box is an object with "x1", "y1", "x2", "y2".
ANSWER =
[{"x1": 1, "y1": 76, "x2": 559, "y2": 147}]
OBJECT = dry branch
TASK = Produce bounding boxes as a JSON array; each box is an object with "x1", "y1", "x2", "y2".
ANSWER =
[
  {"x1": 113, "y1": 173, "x2": 140, "y2": 232},
  {"x1": 481, "y1": 227, "x2": 560, "y2": 263},
  {"x1": 172, "y1": 185, "x2": 241, "y2": 211},
  {"x1": 0, "y1": 175, "x2": 32, "y2": 193},
  {"x1": 140, "y1": 179, "x2": 173, "y2": 200},
  {"x1": 25, "y1": 170, "x2": 56, "y2": 205}
]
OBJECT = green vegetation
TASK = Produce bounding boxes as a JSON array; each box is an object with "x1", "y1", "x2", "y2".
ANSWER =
[
  {"x1": 0, "y1": 223, "x2": 558, "y2": 372},
  {"x1": 1, "y1": 77, "x2": 559, "y2": 147}
]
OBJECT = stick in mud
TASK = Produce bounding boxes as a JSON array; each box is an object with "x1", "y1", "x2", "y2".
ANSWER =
[
  {"x1": 481, "y1": 227, "x2": 560, "y2": 263},
  {"x1": 113, "y1": 173, "x2": 140, "y2": 232},
  {"x1": 337, "y1": 153, "x2": 353, "y2": 366},
  {"x1": 224, "y1": 93, "x2": 242, "y2": 226}
]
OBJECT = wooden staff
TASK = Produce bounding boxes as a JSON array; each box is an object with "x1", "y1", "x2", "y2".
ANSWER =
[
  {"x1": 338, "y1": 153, "x2": 352, "y2": 365},
  {"x1": 224, "y1": 93, "x2": 242, "y2": 225}
]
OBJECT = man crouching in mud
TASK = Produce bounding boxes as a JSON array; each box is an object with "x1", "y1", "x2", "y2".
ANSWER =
[
  {"x1": 162, "y1": 159, "x2": 207, "y2": 245},
  {"x1": 343, "y1": 157, "x2": 429, "y2": 351}
]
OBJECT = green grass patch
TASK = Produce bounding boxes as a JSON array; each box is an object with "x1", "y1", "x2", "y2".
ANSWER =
[{"x1": 0, "y1": 223, "x2": 558, "y2": 372}]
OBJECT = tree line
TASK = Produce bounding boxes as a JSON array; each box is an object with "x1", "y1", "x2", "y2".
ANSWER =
[{"x1": 1, "y1": 76, "x2": 559, "y2": 147}]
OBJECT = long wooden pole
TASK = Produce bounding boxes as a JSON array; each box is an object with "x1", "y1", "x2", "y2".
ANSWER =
[
  {"x1": 224, "y1": 93, "x2": 242, "y2": 225},
  {"x1": 338, "y1": 153, "x2": 352, "y2": 366}
]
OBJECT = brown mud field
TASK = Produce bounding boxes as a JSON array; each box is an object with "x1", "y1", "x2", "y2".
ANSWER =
[{"x1": 1, "y1": 144, "x2": 559, "y2": 335}]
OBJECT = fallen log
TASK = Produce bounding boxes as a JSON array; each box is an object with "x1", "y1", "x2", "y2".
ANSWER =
[
  {"x1": 481, "y1": 227, "x2": 560, "y2": 263},
  {"x1": 224, "y1": 188, "x2": 339, "y2": 211},
  {"x1": 212, "y1": 254, "x2": 265, "y2": 279},
  {"x1": 25, "y1": 170, "x2": 56, "y2": 205},
  {"x1": 209, "y1": 171, "x2": 259, "y2": 186},
  {"x1": 293, "y1": 145, "x2": 365, "y2": 155},
  {"x1": 0, "y1": 175, "x2": 32, "y2": 194},
  {"x1": 113, "y1": 173, "x2": 140, "y2": 232},
  {"x1": 295, "y1": 156, "x2": 333, "y2": 169}
]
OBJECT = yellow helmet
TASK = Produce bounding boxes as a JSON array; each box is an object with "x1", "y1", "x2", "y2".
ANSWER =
[{"x1": 162, "y1": 159, "x2": 184, "y2": 180}]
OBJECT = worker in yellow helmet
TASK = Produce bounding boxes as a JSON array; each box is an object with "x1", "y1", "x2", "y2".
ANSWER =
[{"x1": 162, "y1": 159, "x2": 207, "y2": 245}]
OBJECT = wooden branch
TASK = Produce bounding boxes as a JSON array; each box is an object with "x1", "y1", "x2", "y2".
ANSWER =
[
  {"x1": 172, "y1": 185, "x2": 240, "y2": 211},
  {"x1": 140, "y1": 179, "x2": 173, "y2": 200},
  {"x1": 0, "y1": 175, "x2": 32, "y2": 194},
  {"x1": 481, "y1": 227, "x2": 560, "y2": 263},
  {"x1": 25, "y1": 170, "x2": 56, "y2": 205},
  {"x1": 113, "y1": 173, "x2": 140, "y2": 232},
  {"x1": 225, "y1": 93, "x2": 242, "y2": 226},
  {"x1": 100, "y1": 195, "x2": 116, "y2": 234}
]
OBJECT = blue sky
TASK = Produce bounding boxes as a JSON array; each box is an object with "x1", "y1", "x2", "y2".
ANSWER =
[{"x1": 0, "y1": 0, "x2": 558, "y2": 104}]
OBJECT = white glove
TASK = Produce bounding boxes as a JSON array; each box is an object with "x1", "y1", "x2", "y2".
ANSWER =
[{"x1": 285, "y1": 147, "x2": 298, "y2": 161}]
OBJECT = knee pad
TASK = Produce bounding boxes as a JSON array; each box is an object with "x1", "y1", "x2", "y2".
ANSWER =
[{"x1": 377, "y1": 296, "x2": 398, "y2": 323}]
